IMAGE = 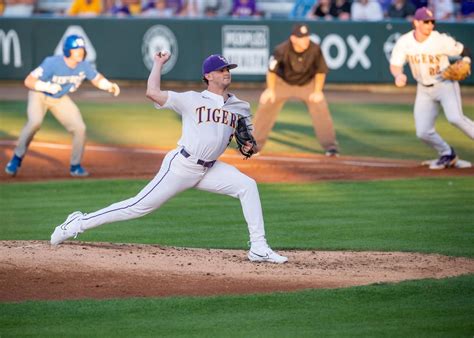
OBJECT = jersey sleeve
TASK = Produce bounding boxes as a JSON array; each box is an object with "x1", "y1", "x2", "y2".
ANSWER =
[
  {"x1": 243, "y1": 104, "x2": 253, "y2": 132},
  {"x1": 439, "y1": 33, "x2": 464, "y2": 57},
  {"x1": 236, "y1": 102, "x2": 253, "y2": 132},
  {"x1": 30, "y1": 57, "x2": 54, "y2": 81},
  {"x1": 83, "y1": 62, "x2": 99, "y2": 80},
  {"x1": 268, "y1": 46, "x2": 283, "y2": 74},
  {"x1": 154, "y1": 91, "x2": 188, "y2": 115},
  {"x1": 390, "y1": 37, "x2": 407, "y2": 67},
  {"x1": 314, "y1": 44, "x2": 328, "y2": 74}
]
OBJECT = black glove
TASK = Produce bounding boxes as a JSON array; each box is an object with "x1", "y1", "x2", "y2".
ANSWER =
[{"x1": 234, "y1": 117, "x2": 257, "y2": 159}]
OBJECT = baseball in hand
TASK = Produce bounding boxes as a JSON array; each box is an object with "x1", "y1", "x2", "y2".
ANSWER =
[{"x1": 395, "y1": 73, "x2": 407, "y2": 87}]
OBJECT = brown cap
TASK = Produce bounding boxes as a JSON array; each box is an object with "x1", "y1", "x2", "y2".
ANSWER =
[{"x1": 291, "y1": 24, "x2": 310, "y2": 37}]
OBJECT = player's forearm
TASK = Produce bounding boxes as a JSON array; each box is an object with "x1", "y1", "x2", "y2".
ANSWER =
[
  {"x1": 390, "y1": 64, "x2": 404, "y2": 77},
  {"x1": 314, "y1": 73, "x2": 326, "y2": 93},
  {"x1": 24, "y1": 74, "x2": 61, "y2": 94},
  {"x1": 91, "y1": 74, "x2": 120, "y2": 96},
  {"x1": 146, "y1": 62, "x2": 168, "y2": 105},
  {"x1": 24, "y1": 74, "x2": 38, "y2": 91},
  {"x1": 266, "y1": 72, "x2": 277, "y2": 91}
]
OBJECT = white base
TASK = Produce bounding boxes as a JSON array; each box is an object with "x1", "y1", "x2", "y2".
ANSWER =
[{"x1": 421, "y1": 159, "x2": 472, "y2": 169}]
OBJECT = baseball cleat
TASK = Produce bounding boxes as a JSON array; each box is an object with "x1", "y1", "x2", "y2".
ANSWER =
[
  {"x1": 325, "y1": 149, "x2": 340, "y2": 157},
  {"x1": 70, "y1": 164, "x2": 89, "y2": 177},
  {"x1": 5, "y1": 154, "x2": 22, "y2": 176},
  {"x1": 248, "y1": 245, "x2": 288, "y2": 264},
  {"x1": 429, "y1": 147, "x2": 458, "y2": 170},
  {"x1": 51, "y1": 211, "x2": 84, "y2": 245}
]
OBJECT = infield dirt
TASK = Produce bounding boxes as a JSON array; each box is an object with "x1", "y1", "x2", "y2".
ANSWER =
[{"x1": 2, "y1": 240, "x2": 474, "y2": 302}]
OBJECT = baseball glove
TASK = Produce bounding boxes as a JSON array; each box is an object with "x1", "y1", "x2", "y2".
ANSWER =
[
  {"x1": 235, "y1": 117, "x2": 257, "y2": 159},
  {"x1": 442, "y1": 60, "x2": 471, "y2": 81}
]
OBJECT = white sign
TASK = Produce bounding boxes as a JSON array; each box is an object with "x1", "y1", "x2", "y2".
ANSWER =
[
  {"x1": 142, "y1": 25, "x2": 178, "y2": 74},
  {"x1": 222, "y1": 25, "x2": 269, "y2": 75},
  {"x1": 383, "y1": 32, "x2": 402, "y2": 62},
  {"x1": 0, "y1": 29, "x2": 22, "y2": 68},
  {"x1": 311, "y1": 34, "x2": 372, "y2": 70}
]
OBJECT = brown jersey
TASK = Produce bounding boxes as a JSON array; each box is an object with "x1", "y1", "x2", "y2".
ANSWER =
[{"x1": 269, "y1": 40, "x2": 328, "y2": 86}]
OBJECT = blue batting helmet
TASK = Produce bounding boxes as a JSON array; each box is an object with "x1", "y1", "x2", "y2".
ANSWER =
[{"x1": 63, "y1": 35, "x2": 86, "y2": 57}]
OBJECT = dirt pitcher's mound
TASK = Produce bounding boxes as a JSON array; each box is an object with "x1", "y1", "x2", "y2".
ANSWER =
[{"x1": 1, "y1": 241, "x2": 474, "y2": 302}]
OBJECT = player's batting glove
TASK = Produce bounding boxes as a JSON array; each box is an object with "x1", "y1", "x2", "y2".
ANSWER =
[
  {"x1": 98, "y1": 78, "x2": 120, "y2": 96},
  {"x1": 109, "y1": 83, "x2": 120, "y2": 97},
  {"x1": 34, "y1": 81, "x2": 62, "y2": 95},
  {"x1": 234, "y1": 117, "x2": 257, "y2": 159}
]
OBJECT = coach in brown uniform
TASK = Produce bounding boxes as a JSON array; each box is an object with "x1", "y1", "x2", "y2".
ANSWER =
[{"x1": 252, "y1": 23, "x2": 339, "y2": 156}]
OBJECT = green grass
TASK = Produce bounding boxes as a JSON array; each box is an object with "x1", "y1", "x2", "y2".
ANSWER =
[
  {"x1": 1, "y1": 177, "x2": 473, "y2": 257},
  {"x1": 1, "y1": 99, "x2": 474, "y2": 336},
  {"x1": 1, "y1": 275, "x2": 473, "y2": 337},
  {"x1": 1, "y1": 100, "x2": 473, "y2": 160}
]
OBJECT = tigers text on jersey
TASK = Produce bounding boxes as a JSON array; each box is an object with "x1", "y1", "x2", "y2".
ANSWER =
[
  {"x1": 390, "y1": 30, "x2": 464, "y2": 86},
  {"x1": 155, "y1": 90, "x2": 252, "y2": 161},
  {"x1": 30, "y1": 55, "x2": 98, "y2": 98}
]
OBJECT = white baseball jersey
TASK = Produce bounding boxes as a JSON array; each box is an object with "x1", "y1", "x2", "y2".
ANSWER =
[
  {"x1": 74, "y1": 88, "x2": 269, "y2": 247},
  {"x1": 155, "y1": 89, "x2": 251, "y2": 161},
  {"x1": 390, "y1": 30, "x2": 464, "y2": 86}
]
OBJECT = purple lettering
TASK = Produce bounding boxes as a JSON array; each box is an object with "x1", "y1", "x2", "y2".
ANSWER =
[
  {"x1": 212, "y1": 109, "x2": 221, "y2": 123},
  {"x1": 222, "y1": 110, "x2": 229, "y2": 125},
  {"x1": 230, "y1": 112, "x2": 237, "y2": 128},
  {"x1": 195, "y1": 106, "x2": 205, "y2": 123}
]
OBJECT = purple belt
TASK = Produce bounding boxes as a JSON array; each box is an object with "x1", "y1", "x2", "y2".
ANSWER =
[{"x1": 180, "y1": 148, "x2": 216, "y2": 168}]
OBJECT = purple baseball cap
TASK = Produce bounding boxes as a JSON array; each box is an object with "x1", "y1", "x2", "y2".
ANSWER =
[
  {"x1": 202, "y1": 55, "x2": 237, "y2": 75},
  {"x1": 414, "y1": 7, "x2": 435, "y2": 21}
]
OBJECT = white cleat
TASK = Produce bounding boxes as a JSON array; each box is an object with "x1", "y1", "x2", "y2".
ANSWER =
[
  {"x1": 50, "y1": 211, "x2": 84, "y2": 246},
  {"x1": 248, "y1": 245, "x2": 288, "y2": 264}
]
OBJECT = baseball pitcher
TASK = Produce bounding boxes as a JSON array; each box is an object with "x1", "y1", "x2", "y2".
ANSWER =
[
  {"x1": 390, "y1": 7, "x2": 473, "y2": 169},
  {"x1": 5, "y1": 34, "x2": 120, "y2": 177},
  {"x1": 50, "y1": 53, "x2": 288, "y2": 264}
]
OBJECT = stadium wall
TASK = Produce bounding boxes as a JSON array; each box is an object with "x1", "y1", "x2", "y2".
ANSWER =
[{"x1": 0, "y1": 18, "x2": 473, "y2": 84}]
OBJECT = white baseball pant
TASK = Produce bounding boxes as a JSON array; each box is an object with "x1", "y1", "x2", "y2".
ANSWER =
[
  {"x1": 80, "y1": 147, "x2": 267, "y2": 243},
  {"x1": 414, "y1": 81, "x2": 474, "y2": 155},
  {"x1": 14, "y1": 91, "x2": 86, "y2": 165}
]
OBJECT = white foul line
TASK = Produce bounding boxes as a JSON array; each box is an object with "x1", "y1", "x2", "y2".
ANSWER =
[{"x1": 0, "y1": 140, "x2": 413, "y2": 168}]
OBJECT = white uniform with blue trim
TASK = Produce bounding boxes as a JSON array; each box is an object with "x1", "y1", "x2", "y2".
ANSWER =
[
  {"x1": 79, "y1": 90, "x2": 266, "y2": 245},
  {"x1": 390, "y1": 31, "x2": 474, "y2": 156},
  {"x1": 14, "y1": 55, "x2": 98, "y2": 165}
]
